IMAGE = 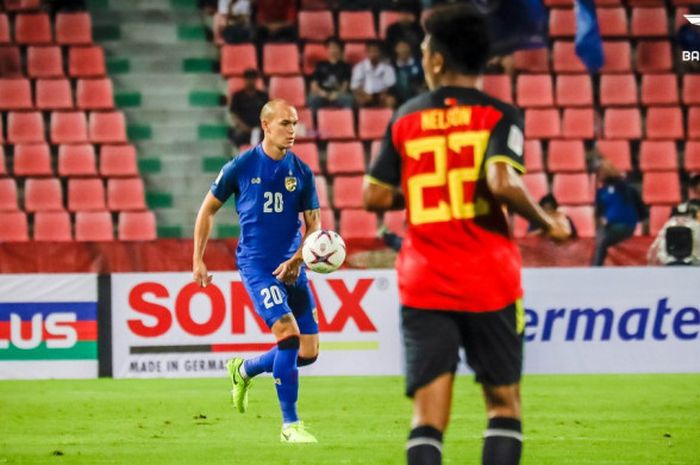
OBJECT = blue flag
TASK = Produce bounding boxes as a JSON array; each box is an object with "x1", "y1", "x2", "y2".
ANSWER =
[{"x1": 574, "y1": 0, "x2": 605, "y2": 72}]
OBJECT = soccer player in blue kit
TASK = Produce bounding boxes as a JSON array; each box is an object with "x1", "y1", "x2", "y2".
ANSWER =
[{"x1": 193, "y1": 99, "x2": 321, "y2": 443}]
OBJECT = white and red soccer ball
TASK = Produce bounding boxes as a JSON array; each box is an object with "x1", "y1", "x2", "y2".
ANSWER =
[{"x1": 302, "y1": 230, "x2": 346, "y2": 273}]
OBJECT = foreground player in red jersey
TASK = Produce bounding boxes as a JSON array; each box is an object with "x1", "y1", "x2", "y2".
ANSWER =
[{"x1": 363, "y1": 5, "x2": 570, "y2": 465}]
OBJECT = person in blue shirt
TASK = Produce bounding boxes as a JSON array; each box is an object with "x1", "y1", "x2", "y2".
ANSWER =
[{"x1": 193, "y1": 99, "x2": 321, "y2": 443}]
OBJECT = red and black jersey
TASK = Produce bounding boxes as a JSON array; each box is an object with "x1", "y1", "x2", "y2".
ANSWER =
[{"x1": 367, "y1": 86, "x2": 526, "y2": 312}]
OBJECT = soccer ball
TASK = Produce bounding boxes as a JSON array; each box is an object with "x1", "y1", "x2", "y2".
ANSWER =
[{"x1": 302, "y1": 230, "x2": 346, "y2": 273}]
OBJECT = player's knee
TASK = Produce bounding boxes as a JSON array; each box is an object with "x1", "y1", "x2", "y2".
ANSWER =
[
  {"x1": 277, "y1": 335, "x2": 300, "y2": 350},
  {"x1": 297, "y1": 354, "x2": 318, "y2": 367},
  {"x1": 483, "y1": 385, "x2": 520, "y2": 417}
]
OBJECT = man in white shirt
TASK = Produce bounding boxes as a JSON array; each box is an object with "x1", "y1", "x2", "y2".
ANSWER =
[{"x1": 351, "y1": 40, "x2": 397, "y2": 108}]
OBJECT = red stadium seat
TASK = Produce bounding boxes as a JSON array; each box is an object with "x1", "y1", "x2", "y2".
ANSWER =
[
  {"x1": 221, "y1": 44, "x2": 258, "y2": 77},
  {"x1": 0, "y1": 178, "x2": 18, "y2": 210},
  {"x1": 544, "y1": 0, "x2": 573, "y2": 6},
  {"x1": 315, "y1": 175, "x2": 329, "y2": 208},
  {"x1": 326, "y1": 142, "x2": 365, "y2": 175},
  {"x1": 24, "y1": 177, "x2": 64, "y2": 212},
  {"x1": 0, "y1": 211, "x2": 29, "y2": 241},
  {"x1": 317, "y1": 108, "x2": 355, "y2": 140},
  {"x1": 513, "y1": 215, "x2": 529, "y2": 239},
  {"x1": 383, "y1": 209, "x2": 406, "y2": 235},
  {"x1": 76, "y1": 78, "x2": 114, "y2": 110},
  {"x1": 513, "y1": 48, "x2": 550, "y2": 73},
  {"x1": 599, "y1": 74, "x2": 638, "y2": 107},
  {"x1": 75, "y1": 211, "x2": 113, "y2": 241},
  {"x1": 524, "y1": 139, "x2": 544, "y2": 173},
  {"x1": 642, "y1": 172, "x2": 681, "y2": 204},
  {"x1": 320, "y1": 208, "x2": 335, "y2": 230},
  {"x1": 600, "y1": 41, "x2": 632, "y2": 73},
  {"x1": 639, "y1": 140, "x2": 678, "y2": 172},
  {"x1": 560, "y1": 205, "x2": 596, "y2": 238},
  {"x1": 13, "y1": 143, "x2": 52, "y2": 177},
  {"x1": 649, "y1": 205, "x2": 672, "y2": 236},
  {"x1": 292, "y1": 143, "x2": 320, "y2": 173},
  {"x1": 597, "y1": 7, "x2": 628, "y2": 37},
  {"x1": 631, "y1": 7, "x2": 669, "y2": 37},
  {"x1": 0, "y1": 14, "x2": 9, "y2": 43},
  {"x1": 636, "y1": 41, "x2": 672, "y2": 73},
  {"x1": 682, "y1": 75, "x2": 700, "y2": 106},
  {"x1": 525, "y1": 109, "x2": 560, "y2": 139},
  {"x1": 552, "y1": 41, "x2": 586, "y2": 73},
  {"x1": 27, "y1": 46, "x2": 64, "y2": 78},
  {"x1": 118, "y1": 211, "x2": 157, "y2": 241},
  {"x1": 685, "y1": 141, "x2": 700, "y2": 172},
  {"x1": 556, "y1": 74, "x2": 593, "y2": 107},
  {"x1": 67, "y1": 178, "x2": 106, "y2": 212},
  {"x1": 268, "y1": 76, "x2": 305, "y2": 107},
  {"x1": 333, "y1": 176, "x2": 364, "y2": 209},
  {"x1": 379, "y1": 11, "x2": 403, "y2": 39},
  {"x1": 343, "y1": 42, "x2": 366, "y2": 66},
  {"x1": 0, "y1": 78, "x2": 32, "y2": 110},
  {"x1": 604, "y1": 108, "x2": 642, "y2": 139},
  {"x1": 7, "y1": 112, "x2": 45, "y2": 143},
  {"x1": 547, "y1": 139, "x2": 587, "y2": 172},
  {"x1": 340, "y1": 209, "x2": 378, "y2": 240},
  {"x1": 51, "y1": 111, "x2": 88, "y2": 144},
  {"x1": 516, "y1": 74, "x2": 553, "y2": 108},
  {"x1": 303, "y1": 42, "x2": 326, "y2": 75},
  {"x1": 690, "y1": 107, "x2": 700, "y2": 140},
  {"x1": 640, "y1": 74, "x2": 679, "y2": 106},
  {"x1": 298, "y1": 11, "x2": 334, "y2": 42},
  {"x1": 552, "y1": 173, "x2": 593, "y2": 205},
  {"x1": 263, "y1": 43, "x2": 300, "y2": 76},
  {"x1": 100, "y1": 144, "x2": 138, "y2": 177},
  {"x1": 107, "y1": 178, "x2": 146, "y2": 211},
  {"x1": 89, "y1": 111, "x2": 127, "y2": 143},
  {"x1": 58, "y1": 144, "x2": 97, "y2": 177},
  {"x1": 359, "y1": 108, "x2": 392, "y2": 140},
  {"x1": 562, "y1": 108, "x2": 595, "y2": 139},
  {"x1": 14, "y1": 13, "x2": 52, "y2": 44},
  {"x1": 338, "y1": 11, "x2": 376, "y2": 41},
  {"x1": 596, "y1": 139, "x2": 632, "y2": 172},
  {"x1": 33, "y1": 211, "x2": 72, "y2": 241},
  {"x1": 4, "y1": 0, "x2": 42, "y2": 12},
  {"x1": 0, "y1": 46, "x2": 22, "y2": 77},
  {"x1": 521, "y1": 172, "x2": 549, "y2": 201},
  {"x1": 646, "y1": 107, "x2": 684, "y2": 140},
  {"x1": 56, "y1": 12, "x2": 92, "y2": 45},
  {"x1": 296, "y1": 107, "x2": 316, "y2": 140},
  {"x1": 36, "y1": 79, "x2": 73, "y2": 110},
  {"x1": 69, "y1": 46, "x2": 107, "y2": 78},
  {"x1": 549, "y1": 8, "x2": 576, "y2": 37},
  {"x1": 482, "y1": 74, "x2": 512, "y2": 103}
]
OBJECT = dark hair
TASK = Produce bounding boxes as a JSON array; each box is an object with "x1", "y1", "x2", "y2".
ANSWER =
[
  {"x1": 422, "y1": 4, "x2": 490, "y2": 75},
  {"x1": 539, "y1": 193, "x2": 558, "y2": 209},
  {"x1": 242, "y1": 68, "x2": 258, "y2": 79},
  {"x1": 690, "y1": 174, "x2": 700, "y2": 188},
  {"x1": 366, "y1": 39, "x2": 382, "y2": 50},
  {"x1": 325, "y1": 37, "x2": 343, "y2": 50}
]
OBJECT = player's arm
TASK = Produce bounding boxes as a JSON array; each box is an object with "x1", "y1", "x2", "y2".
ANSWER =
[
  {"x1": 363, "y1": 121, "x2": 403, "y2": 212},
  {"x1": 273, "y1": 209, "x2": 321, "y2": 284},
  {"x1": 193, "y1": 192, "x2": 224, "y2": 287}
]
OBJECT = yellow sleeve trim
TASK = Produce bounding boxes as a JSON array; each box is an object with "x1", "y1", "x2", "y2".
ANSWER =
[
  {"x1": 485, "y1": 155, "x2": 526, "y2": 174},
  {"x1": 364, "y1": 175, "x2": 396, "y2": 190}
]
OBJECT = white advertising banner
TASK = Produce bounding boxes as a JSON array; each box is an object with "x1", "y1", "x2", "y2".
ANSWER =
[
  {"x1": 0, "y1": 274, "x2": 98, "y2": 379},
  {"x1": 110, "y1": 268, "x2": 700, "y2": 378}
]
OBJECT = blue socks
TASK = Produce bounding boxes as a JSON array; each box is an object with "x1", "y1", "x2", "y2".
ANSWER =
[
  {"x1": 242, "y1": 347, "x2": 277, "y2": 377},
  {"x1": 272, "y1": 336, "x2": 300, "y2": 424}
]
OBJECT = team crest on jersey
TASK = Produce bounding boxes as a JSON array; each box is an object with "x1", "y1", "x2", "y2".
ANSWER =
[{"x1": 285, "y1": 176, "x2": 297, "y2": 192}]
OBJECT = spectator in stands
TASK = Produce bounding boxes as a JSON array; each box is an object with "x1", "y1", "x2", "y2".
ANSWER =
[
  {"x1": 385, "y1": 9, "x2": 423, "y2": 56},
  {"x1": 679, "y1": 6, "x2": 700, "y2": 72},
  {"x1": 254, "y1": 0, "x2": 297, "y2": 43},
  {"x1": 528, "y1": 194, "x2": 578, "y2": 238},
  {"x1": 229, "y1": 69, "x2": 268, "y2": 147},
  {"x1": 307, "y1": 38, "x2": 354, "y2": 111},
  {"x1": 351, "y1": 41, "x2": 397, "y2": 108},
  {"x1": 392, "y1": 39, "x2": 424, "y2": 104},
  {"x1": 592, "y1": 159, "x2": 648, "y2": 266},
  {"x1": 218, "y1": 0, "x2": 253, "y2": 44},
  {"x1": 686, "y1": 174, "x2": 700, "y2": 220}
]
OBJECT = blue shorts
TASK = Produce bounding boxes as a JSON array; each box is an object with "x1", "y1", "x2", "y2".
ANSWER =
[{"x1": 239, "y1": 267, "x2": 319, "y2": 334}]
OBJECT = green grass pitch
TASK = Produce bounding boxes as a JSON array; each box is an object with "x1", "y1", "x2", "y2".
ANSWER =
[{"x1": 1, "y1": 374, "x2": 698, "y2": 465}]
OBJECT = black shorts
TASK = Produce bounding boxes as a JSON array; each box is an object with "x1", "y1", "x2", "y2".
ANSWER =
[{"x1": 401, "y1": 302, "x2": 523, "y2": 397}]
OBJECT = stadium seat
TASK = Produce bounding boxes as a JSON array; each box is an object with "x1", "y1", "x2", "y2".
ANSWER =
[
  {"x1": 552, "y1": 41, "x2": 586, "y2": 73},
  {"x1": 33, "y1": 211, "x2": 72, "y2": 241},
  {"x1": 513, "y1": 48, "x2": 550, "y2": 73},
  {"x1": 640, "y1": 74, "x2": 679, "y2": 106},
  {"x1": 544, "y1": 0, "x2": 573, "y2": 6},
  {"x1": 107, "y1": 178, "x2": 146, "y2": 211},
  {"x1": 100, "y1": 144, "x2": 138, "y2": 177},
  {"x1": 292, "y1": 143, "x2": 320, "y2": 173},
  {"x1": 642, "y1": 172, "x2": 681, "y2": 204},
  {"x1": 600, "y1": 41, "x2": 631, "y2": 73},
  {"x1": 24, "y1": 177, "x2": 64, "y2": 212},
  {"x1": 0, "y1": 178, "x2": 18, "y2": 210},
  {"x1": 4, "y1": 0, "x2": 42, "y2": 12},
  {"x1": 596, "y1": 139, "x2": 632, "y2": 172},
  {"x1": 75, "y1": 211, "x2": 113, "y2": 241},
  {"x1": 359, "y1": 108, "x2": 392, "y2": 140},
  {"x1": 263, "y1": 43, "x2": 300, "y2": 76},
  {"x1": 268, "y1": 76, "x2": 305, "y2": 107},
  {"x1": 562, "y1": 108, "x2": 595, "y2": 139},
  {"x1": 343, "y1": 42, "x2": 366, "y2": 66},
  {"x1": 685, "y1": 141, "x2": 700, "y2": 172},
  {"x1": 7, "y1": 112, "x2": 45, "y2": 143},
  {"x1": 524, "y1": 139, "x2": 543, "y2": 172},
  {"x1": 13, "y1": 143, "x2": 52, "y2": 177},
  {"x1": 521, "y1": 172, "x2": 549, "y2": 201},
  {"x1": 379, "y1": 11, "x2": 403, "y2": 39},
  {"x1": 317, "y1": 108, "x2": 355, "y2": 140},
  {"x1": 339, "y1": 209, "x2": 378, "y2": 240},
  {"x1": 482, "y1": 74, "x2": 512, "y2": 103},
  {"x1": 14, "y1": 13, "x2": 51, "y2": 44},
  {"x1": 556, "y1": 74, "x2": 593, "y2": 107},
  {"x1": 0, "y1": 78, "x2": 32, "y2": 110},
  {"x1": 58, "y1": 144, "x2": 97, "y2": 177},
  {"x1": 599, "y1": 74, "x2": 638, "y2": 107},
  {"x1": 636, "y1": 41, "x2": 672, "y2": 73},
  {"x1": 688, "y1": 107, "x2": 700, "y2": 140},
  {"x1": 51, "y1": 111, "x2": 88, "y2": 144},
  {"x1": 639, "y1": 140, "x2": 678, "y2": 171},
  {"x1": 296, "y1": 107, "x2": 316, "y2": 139},
  {"x1": 76, "y1": 78, "x2": 114, "y2": 110},
  {"x1": 118, "y1": 211, "x2": 157, "y2": 241},
  {"x1": 513, "y1": 215, "x2": 529, "y2": 239},
  {"x1": 36, "y1": 78, "x2": 73, "y2": 110},
  {"x1": 552, "y1": 173, "x2": 593, "y2": 205},
  {"x1": 338, "y1": 11, "x2": 376, "y2": 41},
  {"x1": 0, "y1": 46, "x2": 22, "y2": 77},
  {"x1": 682, "y1": 75, "x2": 700, "y2": 106},
  {"x1": 516, "y1": 74, "x2": 554, "y2": 108},
  {"x1": 597, "y1": 7, "x2": 628, "y2": 37},
  {"x1": 549, "y1": 8, "x2": 576, "y2": 37},
  {"x1": 221, "y1": 44, "x2": 258, "y2": 77},
  {"x1": 302, "y1": 42, "x2": 327, "y2": 75},
  {"x1": 298, "y1": 11, "x2": 334, "y2": 42},
  {"x1": 27, "y1": 46, "x2": 64, "y2": 78},
  {"x1": 560, "y1": 205, "x2": 596, "y2": 238},
  {"x1": 55, "y1": 12, "x2": 92, "y2": 45},
  {"x1": 333, "y1": 176, "x2": 364, "y2": 209},
  {"x1": 0, "y1": 211, "x2": 29, "y2": 241},
  {"x1": 604, "y1": 108, "x2": 642, "y2": 139},
  {"x1": 315, "y1": 175, "x2": 329, "y2": 208},
  {"x1": 648, "y1": 205, "x2": 672, "y2": 236},
  {"x1": 383, "y1": 209, "x2": 406, "y2": 236},
  {"x1": 646, "y1": 107, "x2": 684, "y2": 140},
  {"x1": 547, "y1": 139, "x2": 587, "y2": 172},
  {"x1": 320, "y1": 208, "x2": 335, "y2": 230},
  {"x1": 89, "y1": 111, "x2": 127, "y2": 143},
  {"x1": 631, "y1": 7, "x2": 669, "y2": 37},
  {"x1": 0, "y1": 14, "x2": 9, "y2": 43},
  {"x1": 326, "y1": 142, "x2": 365, "y2": 175},
  {"x1": 226, "y1": 75, "x2": 264, "y2": 100},
  {"x1": 69, "y1": 46, "x2": 107, "y2": 78},
  {"x1": 525, "y1": 109, "x2": 560, "y2": 139}
]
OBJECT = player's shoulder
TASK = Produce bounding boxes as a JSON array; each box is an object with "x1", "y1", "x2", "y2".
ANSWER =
[{"x1": 287, "y1": 150, "x2": 315, "y2": 177}]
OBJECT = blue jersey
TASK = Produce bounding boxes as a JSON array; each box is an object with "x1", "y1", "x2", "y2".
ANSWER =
[{"x1": 211, "y1": 145, "x2": 319, "y2": 272}]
